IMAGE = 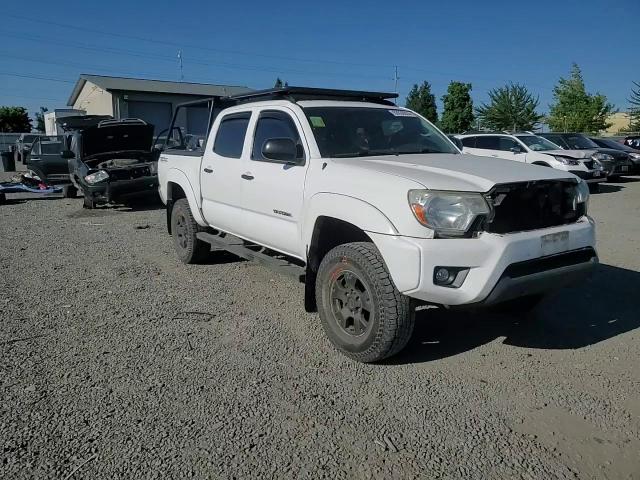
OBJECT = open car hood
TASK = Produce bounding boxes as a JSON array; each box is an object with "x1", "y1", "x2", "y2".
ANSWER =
[
  {"x1": 81, "y1": 123, "x2": 154, "y2": 159},
  {"x1": 56, "y1": 115, "x2": 114, "y2": 131}
]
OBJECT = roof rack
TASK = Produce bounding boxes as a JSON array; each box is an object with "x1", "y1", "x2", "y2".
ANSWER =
[{"x1": 227, "y1": 86, "x2": 398, "y2": 106}]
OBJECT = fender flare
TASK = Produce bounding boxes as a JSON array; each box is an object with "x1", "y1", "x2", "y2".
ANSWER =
[
  {"x1": 302, "y1": 193, "x2": 398, "y2": 249},
  {"x1": 165, "y1": 168, "x2": 207, "y2": 228}
]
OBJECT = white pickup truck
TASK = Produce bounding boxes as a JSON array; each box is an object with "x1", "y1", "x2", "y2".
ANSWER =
[{"x1": 158, "y1": 87, "x2": 597, "y2": 363}]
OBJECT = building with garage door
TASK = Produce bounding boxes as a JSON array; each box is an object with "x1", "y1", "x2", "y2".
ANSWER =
[{"x1": 66, "y1": 74, "x2": 252, "y2": 134}]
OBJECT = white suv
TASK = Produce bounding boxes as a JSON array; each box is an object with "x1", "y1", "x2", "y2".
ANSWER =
[{"x1": 456, "y1": 133, "x2": 605, "y2": 191}]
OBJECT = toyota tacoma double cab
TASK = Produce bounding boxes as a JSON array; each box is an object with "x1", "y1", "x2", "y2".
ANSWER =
[{"x1": 158, "y1": 87, "x2": 597, "y2": 363}]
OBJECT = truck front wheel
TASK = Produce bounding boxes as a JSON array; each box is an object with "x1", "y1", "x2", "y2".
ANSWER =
[
  {"x1": 171, "y1": 198, "x2": 209, "y2": 264},
  {"x1": 316, "y1": 242, "x2": 414, "y2": 363}
]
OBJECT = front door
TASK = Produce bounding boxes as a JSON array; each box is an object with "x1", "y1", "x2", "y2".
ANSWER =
[
  {"x1": 493, "y1": 136, "x2": 528, "y2": 163},
  {"x1": 200, "y1": 111, "x2": 252, "y2": 234},
  {"x1": 238, "y1": 107, "x2": 309, "y2": 258},
  {"x1": 27, "y1": 137, "x2": 70, "y2": 183}
]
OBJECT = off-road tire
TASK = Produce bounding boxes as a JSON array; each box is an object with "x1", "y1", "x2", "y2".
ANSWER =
[
  {"x1": 171, "y1": 198, "x2": 209, "y2": 264},
  {"x1": 62, "y1": 185, "x2": 77, "y2": 198},
  {"x1": 316, "y1": 242, "x2": 414, "y2": 363}
]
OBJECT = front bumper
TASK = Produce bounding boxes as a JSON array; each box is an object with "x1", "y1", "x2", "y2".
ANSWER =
[
  {"x1": 83, "y1": 175, "x2": 159, "y2": 203},
  {"x1": 369, "y1": 217, "x2": 597, "y2": 306},
  {"x1": 568, "y1": 169, "x2": 606, "y2": 183}
]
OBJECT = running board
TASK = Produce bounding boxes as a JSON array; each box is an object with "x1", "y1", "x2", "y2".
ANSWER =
[{"x1": 196, "y1": 232, "x2": 305, "y2": 282}]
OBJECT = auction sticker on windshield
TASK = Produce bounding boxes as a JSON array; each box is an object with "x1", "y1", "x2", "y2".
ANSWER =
[{"x1": 541, "y1": 231, "x2": 569, "y2": 256}]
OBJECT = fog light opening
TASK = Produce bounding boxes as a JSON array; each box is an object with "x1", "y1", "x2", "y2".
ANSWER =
[{"x1": 433, "y1": 267, "x2": 470, "y2": 288}]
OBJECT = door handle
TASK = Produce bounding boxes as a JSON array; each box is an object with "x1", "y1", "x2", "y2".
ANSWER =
[
  {"x1": 490, "y1": 154, "x2": 498, "y2": 157},
  {"x1": 241, "y1": 173, "x2": 254, "y2": 180},
  {"x1": 203, "y1": 167, "x2": 213, "y2": 173}
]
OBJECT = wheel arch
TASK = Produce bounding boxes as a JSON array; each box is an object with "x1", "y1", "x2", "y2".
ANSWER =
[{"x1": 165, "y1": 169, "x2": 206, "y2": 234}]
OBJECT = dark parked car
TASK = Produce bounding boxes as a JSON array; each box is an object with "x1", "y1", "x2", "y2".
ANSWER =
[
  {"x1": 62, "y1": 117, "x2": 159, "y2": 209},
  {"x1": 14, "y1": 133, "x2": 41, "y2": 164},
  {"x1": 590, "y1": 137, "x2": 640, "y2": 173},
  {"x1": 624, "y1": 136, "x2": 640, "y2": 151},
  {"x1": 26, "y1": 136, "x2": 77, "y2": 197},
  {"x1": 539, "y1": 132, "x2": 634, "y2": 179}
]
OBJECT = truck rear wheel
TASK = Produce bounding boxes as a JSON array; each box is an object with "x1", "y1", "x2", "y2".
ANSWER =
[
  {"x1": 316, "y1": 242, "x2": 414, "y2": 363},
  {"x1": 171, "y1": 198, "x2": 209, "y2": 264}
]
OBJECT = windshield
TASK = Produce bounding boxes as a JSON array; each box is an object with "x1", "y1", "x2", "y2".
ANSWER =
[
  {"x1": 41, "y1": 142, "x2": 62, "y2": 154},
  {"x1": 515, "y1": 135, "x2": 560, "y2": 151},
  {"x1": 303, "y1": 107, "x2": 458, "y2": 157},
  {"x1": 563, "y1": 134, "x2": 599, "y2": 149}
]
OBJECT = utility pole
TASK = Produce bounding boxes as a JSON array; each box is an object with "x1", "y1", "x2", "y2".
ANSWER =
[
  {"x1": 177, "y1": 50, "x2": 184, "y2": 82},
  {"x1": 393, "y1": 66, "x2": 399, "y2": 95}
]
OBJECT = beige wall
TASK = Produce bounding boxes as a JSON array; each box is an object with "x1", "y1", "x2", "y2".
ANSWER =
[
  {"x1": 72, "y1": 81, "x2": 113, "y2": 115},
  {"x1": 603, "y1": 112, "x2": 631, "y2": 135}
]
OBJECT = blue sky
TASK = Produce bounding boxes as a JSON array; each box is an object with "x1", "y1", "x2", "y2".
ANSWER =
[{"x1": 1, "y1": 0, "x2": 638, "y2": 121}]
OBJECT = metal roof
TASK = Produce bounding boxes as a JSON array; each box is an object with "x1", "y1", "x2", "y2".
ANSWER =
[{"x1": 67, "y1": 74, "x2": 252, "y2": 106}]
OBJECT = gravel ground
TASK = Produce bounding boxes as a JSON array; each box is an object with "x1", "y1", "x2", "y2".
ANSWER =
[{"x1": 1, "y1": 172, "x2": 639, "y2": 479}]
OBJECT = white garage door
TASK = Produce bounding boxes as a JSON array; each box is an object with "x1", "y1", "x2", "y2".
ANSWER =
[{"x1": 127, "y1": 101, "x2": 172, "y2": 134}]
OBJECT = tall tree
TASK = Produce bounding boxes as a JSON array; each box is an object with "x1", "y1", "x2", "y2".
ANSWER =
[
  {"x1": 547, "y1": 63, "x2": 615, "y2": 133},
  {"x1": 35, "y1": 106, "x2": 48, "y2": 132},
  {"x1": 475, "y1": 83, "x2": 542, "y2": 131},
  {"x1": 440, "y1": 82, "x2": 474, "y2": 133},
  {"x1": 0, "y1": 106, "x2": 32, "y2": 132},
  {"x1": 274, "y1": 77, "x2": 288, "y2": 88},
  {"x1": 405, "y1": 81, "x2": 438, "y2": 123},
  {"x1": 629, "y1": 81, "x2": 640, "y2": 131}
]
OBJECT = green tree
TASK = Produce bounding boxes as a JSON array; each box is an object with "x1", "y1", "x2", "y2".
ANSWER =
[
  {"x1": 547, "y1": 63, "x2": 615, "y2": 133},
  {"x1": 440, "y1": 82, "x2": 474, "y2": 133},
  {"x1": 0, "y1": 106, "x2": 32, "y2": 132},
  {"x1": 629, "y1": 81, "x2": 640, "y2": 131},
  {"x1": 35, "y1": 106, "x2": 48, "y2": 132},
  {"x1": 475, "y1": 83, "x2": 542, "y2": 131},
  {"x1": 405, "y1": 81, "x2": 437, "y2": 123},
  {"x1": 274, "y1": 77, "x2": 288, "y2": 88}
]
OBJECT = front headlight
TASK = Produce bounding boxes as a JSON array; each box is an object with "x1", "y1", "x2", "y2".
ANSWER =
[
  {"x1": 84, "y1": 170, "x2": 109, "y2": 184},
  {"x1": 408, "y1": 190, "x2": 491, "y2": 236},
  {"x1": 553, "y1": 156, "x2": 579, "y2": 166},
  {"x1": 629, "y1": 152, "x2": 640, "y2": 161},
  {"x1": 575, "y1": 180, "x2": 590, "y2": 214},
  {"x1": 592, "y1": 152, "x2": 613, "y2": 162}
]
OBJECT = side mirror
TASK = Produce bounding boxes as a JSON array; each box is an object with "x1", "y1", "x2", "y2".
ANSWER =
[
  {"x1": 262, "y1": 138, "x2": 301, "y2": 163},
  {"x1": 510, "y1": 146, "x2": 523, "y2": 154},
  {"x1": 61, "y1": 150, "x2": 75, "y2": 159}
]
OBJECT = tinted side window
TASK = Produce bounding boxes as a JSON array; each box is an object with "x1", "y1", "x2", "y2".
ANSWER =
[
  {"x1": 475, "y1": 136, "x2": 499, "y2": 150},
  {"x1": 252, "y1": 111, "x2": 302, "y2": 162},
  {"x1": 461, "y1": 136, "x2": 476, "y2": 147},
  {"x1": 213, "y1": 113, "x2": 251, "y2": 158},
  {"x1": 497, "y1": 137, "x2": 519, "y2": 151}
]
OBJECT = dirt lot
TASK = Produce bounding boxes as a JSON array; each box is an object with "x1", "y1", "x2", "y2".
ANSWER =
[{"x1": 1, "y1": 173, "x2": 639, "y2": 479}]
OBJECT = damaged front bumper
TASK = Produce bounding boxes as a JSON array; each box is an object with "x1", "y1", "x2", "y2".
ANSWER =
[{"x1": 82, "y1": 163, "x2": 158, "y2": 203}]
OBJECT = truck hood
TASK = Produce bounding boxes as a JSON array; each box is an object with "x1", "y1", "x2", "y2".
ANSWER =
[{"x1": 331, "y1": 153, "x2": 577, "y2": 192}]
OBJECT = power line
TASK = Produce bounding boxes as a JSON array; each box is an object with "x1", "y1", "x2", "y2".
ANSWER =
[
  {"x1": 4, "y1": 13, "x2": 390, "y2": 70},
  {"x1": 0, "y1": 72, "x2": 75, "y2": 83}
]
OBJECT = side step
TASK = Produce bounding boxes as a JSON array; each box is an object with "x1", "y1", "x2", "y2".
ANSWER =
[{"x1": 196, "y1": 232, "x2": 305, "y2": 282}]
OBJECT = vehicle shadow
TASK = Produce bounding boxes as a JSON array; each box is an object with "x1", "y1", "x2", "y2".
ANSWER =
[
  {"x1": 201, "y1": 249, "x2": 247, "y2": 265},
  {"x1": 387, "y1": 264, "x2": 640, "y2": 365},
  {"x1": 597, "y1": 184, "x2": 624, "y2": 193},
  {"x1": 614, "y1": 176, "x2": 640, "y2": 183}
]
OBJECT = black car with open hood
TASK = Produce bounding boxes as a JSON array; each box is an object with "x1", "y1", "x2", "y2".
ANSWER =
[{"x1": 64, "y1": 117, "x2": 159, "y2": 208}]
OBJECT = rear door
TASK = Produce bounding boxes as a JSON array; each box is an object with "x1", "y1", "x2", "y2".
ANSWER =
[
  {"x1": 464, "y1": 135, "x2": 500, "y2": 157},
  {"x1": 27, "y1": 137, "x2": 70, "y2": 183},
  {"x1": 238, "y1": 107, "x2": 309, "y2": 258},
  {"x1": 200, "y1": 111, "x2": 252, "y2": 234}
]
